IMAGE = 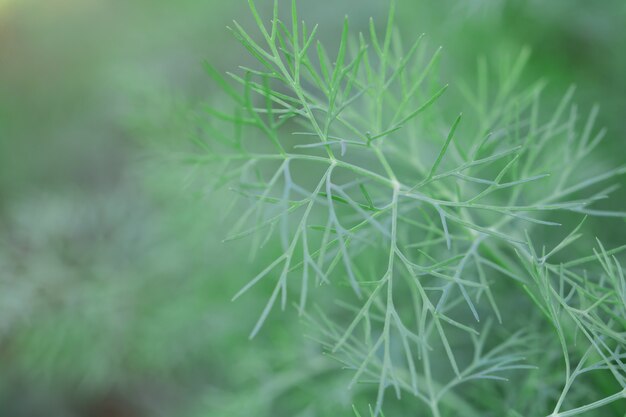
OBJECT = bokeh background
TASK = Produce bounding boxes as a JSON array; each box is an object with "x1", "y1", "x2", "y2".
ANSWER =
[{"x1": 1, "y1": 1, "x2": 625, "y2": 416}]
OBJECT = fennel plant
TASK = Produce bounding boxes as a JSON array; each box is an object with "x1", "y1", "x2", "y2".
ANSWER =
[{"x1": 183, "y1": 1, "x2": 626, "y2": 415}]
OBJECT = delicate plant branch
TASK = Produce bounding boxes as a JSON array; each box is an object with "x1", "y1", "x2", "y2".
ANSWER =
[{"x1": 186, "y1": 1, "x2": 626, "y2": 415}]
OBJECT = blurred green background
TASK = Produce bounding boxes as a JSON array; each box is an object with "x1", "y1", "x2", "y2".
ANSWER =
[{"x1": 0, "y1": 1, "x2": 624, "y2": 416}]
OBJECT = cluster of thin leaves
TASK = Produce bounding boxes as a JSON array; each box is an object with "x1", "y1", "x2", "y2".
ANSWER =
[
  {"x1": 182, "y1": 1, "x2": 626, "y2": 415},
  {"x1": 519, "y1": 237, "x2": 626, "y2": 417}
]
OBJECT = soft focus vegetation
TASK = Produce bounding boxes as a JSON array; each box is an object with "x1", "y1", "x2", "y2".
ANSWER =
[{"x1": 1, "y1": 1, "x2": 625, "y2": 416}]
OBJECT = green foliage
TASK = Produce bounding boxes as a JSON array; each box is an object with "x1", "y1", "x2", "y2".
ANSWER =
[
  {"x1": 2, "y1": 1, "x2": 626, "y2": 416},
  {"x1": 180, "y1": 1, "x2": 626, "y2": 415}
]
